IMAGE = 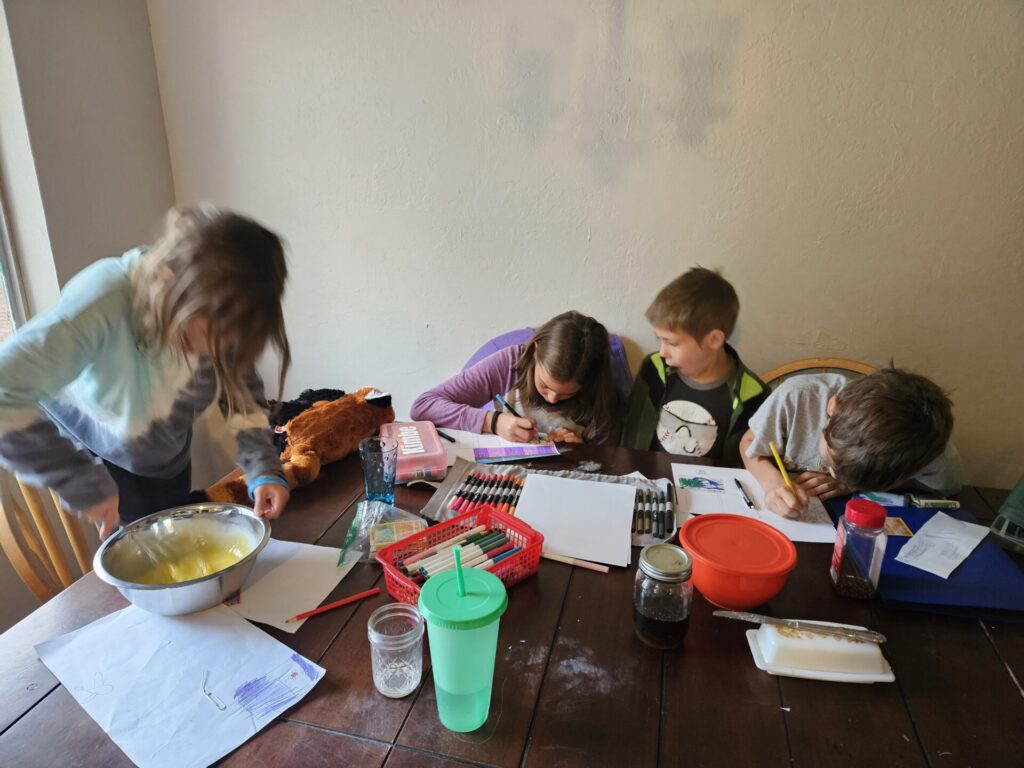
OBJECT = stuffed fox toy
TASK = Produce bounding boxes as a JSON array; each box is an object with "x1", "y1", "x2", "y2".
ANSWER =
[{"x1": 205, "y1": 386, "x2": 395, "y2": 504}]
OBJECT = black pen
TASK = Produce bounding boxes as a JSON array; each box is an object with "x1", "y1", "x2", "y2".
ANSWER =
[
  {"x1": 437, "y1": 429, "x2": 456, "y2": 443},
  {"x1": 734, "y1": 479, "x2": 756, "y2": 510}
]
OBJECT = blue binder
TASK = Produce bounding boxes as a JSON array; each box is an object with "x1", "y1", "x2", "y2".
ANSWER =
[{"x1": 827, "y1": 504, "x2": 1024, "y2": 620}]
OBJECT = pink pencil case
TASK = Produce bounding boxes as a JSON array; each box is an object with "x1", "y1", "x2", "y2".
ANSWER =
[{"x1": 380, "y1": 421, "x2": 449, "y2": 482}]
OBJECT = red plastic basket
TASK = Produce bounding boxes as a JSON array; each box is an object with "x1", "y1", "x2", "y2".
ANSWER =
[{"x1": 375, "y1": 506, "x2": 544, "y2": 605}]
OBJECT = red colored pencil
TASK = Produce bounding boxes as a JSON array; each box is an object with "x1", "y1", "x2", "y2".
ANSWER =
[{"x1": 284, "y1": 587, "x2": 380, "y2": 624}]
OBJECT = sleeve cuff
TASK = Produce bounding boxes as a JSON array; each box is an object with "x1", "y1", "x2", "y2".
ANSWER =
[{"x1": 247, "y1": 474, "x2": 290, "y2": 499}]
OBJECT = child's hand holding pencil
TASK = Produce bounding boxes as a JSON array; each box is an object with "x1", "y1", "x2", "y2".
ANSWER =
[{"x1": 765, "y1": 441, "x2": 809, "y2": 519}]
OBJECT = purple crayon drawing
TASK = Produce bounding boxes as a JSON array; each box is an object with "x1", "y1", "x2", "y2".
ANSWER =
[{"x1": 474, "y1": 445, "x2": 559, "y2": 460}]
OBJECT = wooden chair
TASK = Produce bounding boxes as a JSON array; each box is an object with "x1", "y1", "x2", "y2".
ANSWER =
[
  {"x1": 762, "y1": 357, "x2": 878, "y2": 390},
  {"x1": 0, "y1": 471, "x2": 94, "y2": 601}
]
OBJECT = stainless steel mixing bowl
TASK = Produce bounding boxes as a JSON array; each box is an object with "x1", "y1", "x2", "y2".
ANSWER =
[{"x1": 93, "y1": 502, "x2": 270, "y2": 615}]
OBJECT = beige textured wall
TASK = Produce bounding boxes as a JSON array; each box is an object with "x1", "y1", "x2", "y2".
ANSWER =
[
  {"x1": 4, "y1": 0, "x2": 175, "y2": 292},
  {"x1": 146, "y1": 0, "x2": 1024, "y2": 487}
]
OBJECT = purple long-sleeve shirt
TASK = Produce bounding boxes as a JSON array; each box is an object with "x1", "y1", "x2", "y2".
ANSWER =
[
  {"x1": 410, "y1": 346, "x2": 521, "y2": 433},
  {"x1": 410, "y1": 345, "x2": 613, "y2": 443}
]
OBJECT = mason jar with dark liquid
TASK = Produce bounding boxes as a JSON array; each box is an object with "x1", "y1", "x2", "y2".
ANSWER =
[{"x1": 633, "y1": 543, "x2": 693, "y2": 650}]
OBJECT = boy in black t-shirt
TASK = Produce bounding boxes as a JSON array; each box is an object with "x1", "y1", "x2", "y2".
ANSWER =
[{"x1": 621, "y1": 267, "x2": 767, "y2": 463}]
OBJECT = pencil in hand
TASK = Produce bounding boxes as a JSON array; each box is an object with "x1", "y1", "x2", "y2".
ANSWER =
[{"x1": 768, "y1": 441, "x2": 793, "y2": 490}]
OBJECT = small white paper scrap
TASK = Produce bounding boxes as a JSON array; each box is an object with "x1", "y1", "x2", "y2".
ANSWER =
[
  {"x1": 895, "y1": 511, "x2": 989, "y2": 579},
  {"x1": 36, "y1": 604, "x2": 324, "y2": 768},
  {"x1": 227, "y1": 538, "x2": 354, "y2": 632}
]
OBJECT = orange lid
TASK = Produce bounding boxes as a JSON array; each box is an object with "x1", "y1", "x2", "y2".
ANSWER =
[{"x1": 679, "y1": 514, "x2": 797, "y2": 576}]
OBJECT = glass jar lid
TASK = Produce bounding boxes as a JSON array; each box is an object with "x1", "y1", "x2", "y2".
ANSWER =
[{"x1": 639, "y1": 543, "x2": 692, "y2": 583}]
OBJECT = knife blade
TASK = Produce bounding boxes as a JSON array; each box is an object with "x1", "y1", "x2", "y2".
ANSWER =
[{"x1": 713, "y1": 610, "x2": 886, "y2": 644}]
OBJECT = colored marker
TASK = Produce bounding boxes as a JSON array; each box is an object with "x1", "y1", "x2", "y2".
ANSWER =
[
  {"x1": 659, "y1": 491, "x2": 672, "y2": 536},
  {"x1": 417, "y1": 533, "x2": 508, "y2": 574},
  {"x1": 413, "y1": 532, "x2": 502, "y2": 572},
  {"x1": 400, "y1": 524, "x2": 488, "y2": 568},
  {"x1": 421, "y1": 535, "x2": 510, "y2": 576},
  {"x1": 476, "y1": 546, "x2": 521, "y2": 569}
]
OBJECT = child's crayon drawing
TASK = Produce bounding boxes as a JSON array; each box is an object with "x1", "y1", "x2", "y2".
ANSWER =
[{"x1": 677, "y1": 475, "x2": 726, "y2": 493}]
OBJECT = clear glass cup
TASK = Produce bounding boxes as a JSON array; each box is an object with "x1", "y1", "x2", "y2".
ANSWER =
[
  {"x1": 359, "y1": 436, "x2": 398, "y2": 504},
  {"x1": 367, "y1": 603, "x2": 424, "y2": 698}
]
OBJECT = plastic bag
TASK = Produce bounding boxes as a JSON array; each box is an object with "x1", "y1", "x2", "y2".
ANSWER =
[{"x1": 340, "y1": 500, "x2": 425, "y2": 564}]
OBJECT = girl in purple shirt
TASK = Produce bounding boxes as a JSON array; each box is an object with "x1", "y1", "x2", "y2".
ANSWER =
[{"x1": 410, "y1": 312, "x2": 620, "y2": 444}]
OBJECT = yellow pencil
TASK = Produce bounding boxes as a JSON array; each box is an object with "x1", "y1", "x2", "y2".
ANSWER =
[{"x1": 769, "y1": 441, "x2": 793, "y2": 490}]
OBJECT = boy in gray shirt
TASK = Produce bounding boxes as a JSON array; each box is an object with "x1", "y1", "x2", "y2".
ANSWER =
[{"x1": 741, "y1": 370, "x2": 962, "y2": 519}]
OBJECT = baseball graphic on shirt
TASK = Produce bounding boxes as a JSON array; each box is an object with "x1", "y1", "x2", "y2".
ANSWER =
[{"x1": 656, "y1": 400, "x2": 718, "y2": 456}]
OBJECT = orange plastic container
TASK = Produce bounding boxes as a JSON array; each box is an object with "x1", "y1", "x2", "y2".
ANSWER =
[
  {"x1": 679, "y1": 514, "x2": 797, "y2": 610},
  {"x1": 375, "y1": 507, "x2": 543, "y2": 605}
]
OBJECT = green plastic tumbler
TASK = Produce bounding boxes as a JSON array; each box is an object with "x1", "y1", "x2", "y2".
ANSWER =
[{"x1": 418, "y1": 545, "x2": 508, "y2": 732}]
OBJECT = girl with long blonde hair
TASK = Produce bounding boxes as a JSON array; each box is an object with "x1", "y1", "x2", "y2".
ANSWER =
[{"x1": 0, "y1": 206, "x2": 291, "y2": 536}]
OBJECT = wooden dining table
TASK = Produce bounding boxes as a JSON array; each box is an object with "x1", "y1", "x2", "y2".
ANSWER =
[{"x1": 0, "y1": 444, "x2": 1021, "y2": 768}]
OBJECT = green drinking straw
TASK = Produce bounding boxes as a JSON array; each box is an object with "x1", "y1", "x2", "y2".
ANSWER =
[{"x1": 453, "y1": 545, "x2": 467, "y2": 597}]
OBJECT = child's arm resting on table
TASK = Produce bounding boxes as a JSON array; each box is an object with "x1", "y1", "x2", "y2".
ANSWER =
[
  {"x1": 410, "y1": 347, "x2": 531, "y2": 436},
  {"x1": 793, "y1": 471, "x2": 850, "y2": 500},
  {"x1": 740, "y1": 430, "x2": 808, "y2": 519}
]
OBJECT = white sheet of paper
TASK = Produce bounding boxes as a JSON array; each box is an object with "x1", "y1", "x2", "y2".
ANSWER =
[
  {"x1": 895, "y1": 511, "x2": 989, "y2": 579},
  {"x1": 227, "y1": 538, "x2": 354, "y2": 632},
  {"x1": 514, "y1": 474, "x2": 635, "y2": 566},
  {"x1": 671, "y1": 464, "x2": 835, "y2": 544},
  {"x1": 36, "y1": 605, "x2": 324, "y2": 768}
]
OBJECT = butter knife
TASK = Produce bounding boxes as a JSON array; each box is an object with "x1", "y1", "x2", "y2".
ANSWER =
[{"x1": 713, "y1": 610, "x2": 887, "y2": 644}]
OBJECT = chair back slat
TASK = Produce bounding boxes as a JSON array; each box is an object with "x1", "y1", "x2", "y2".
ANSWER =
[
  {"x1": 18, "y1": 479, "x2": 77, "y2": 588},
  {"x1": 762, "y1": 357, "x2": 877, "y2": 390},
  {"x1": 53, "y1": 491, "x2": 93, "y2": 575},
  {"x1": 0, "y1": 471, "x2": 94, "y2": 601}
]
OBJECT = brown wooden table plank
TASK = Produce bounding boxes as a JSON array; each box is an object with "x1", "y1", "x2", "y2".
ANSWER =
[
  {"x1": 286, "y1": 584, "x2": 422, "y2": 742},
  {"x1": 523, "y1": 564, "x2": 661, "y2": 768},
  {"x1": 218, "y1": 719, "x2": 389, "y2": 767},
  {"x1": 662, "y1": 591, "x2": 790, "y2": 768},
  {"x1": 769, "y1": 543, "x2": 927, "y2": 766},
  {"x1": 874, "y1": 605, "x2": 1024, "y2": 766},
  {"x1": 956, "y1": 486, "x2": 996, "y2": 525},
  {"x1": 0, "y1": 574, "x2": 127, "y2": 734},
  {"x1": 386, "y1": 745, "x2": 488, "y2": 768},
  {"x1": 975, "y1": 486, "x2": 1010, "y2": 516},
  {"x1": 268, "y1": 456, "x2": 365, "y2": 543},
  {"x1": 397, "y1": 560, "x2": 572, "y2": 768},
  {"x1": 971, "y1": 486, "x2": 1024, "y2": 693},
  {"x1": 0, "y1": 686, "x2": 135, "y2": 768}
]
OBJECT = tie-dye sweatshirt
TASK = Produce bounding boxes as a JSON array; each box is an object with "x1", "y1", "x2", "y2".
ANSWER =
[{"x1": 0, "y1": 249, "x2": 283, "y2": 512}]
